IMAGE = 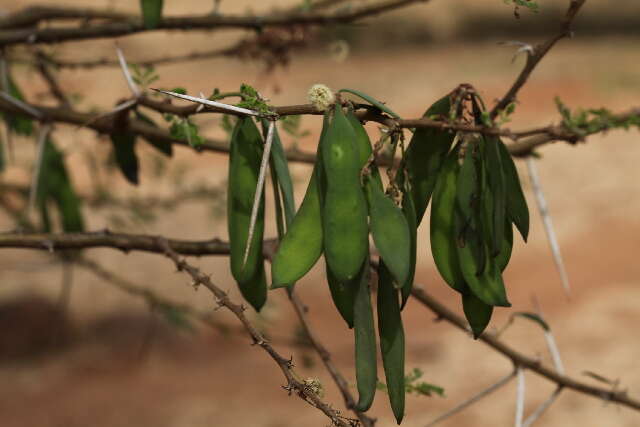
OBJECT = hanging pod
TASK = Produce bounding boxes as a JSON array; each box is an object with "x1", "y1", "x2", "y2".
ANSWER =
[
  {"x1": 483, "y1": 136, "x2": 507, "y2": 256},
  {"x1": 400, "y1": 189, "x2": 417, "y2": 309},
  {"x1": 322, "y1": 105, "x2": 369, "y2": 282},
  {"x1": 353, "y1": 255, "x2": 377, "y2": 411},
  {"x1": 366, "y1": 181, "x2": 411, "y2": 287},
  {"x1": 497, "y1": 139, "x2": 530, "y2": 242},
  {"x1": 227, "y1": 117, "x2": 267, "y2": 311},
  {"x1": 378, "y1": 261, "x2": 406, "y2": 424},
  {"x1": 405, "y1": 93, "x2": 456, "y2": 224},
  {"x1": 461, "y1": 292, "x2": 493, "y2": 339},
  {"x1": 430, "y1": 144, "x2": 466, "y2": 293},
  {"x1": 270, "y1": 114, "x2": 329, "y2": 288}
]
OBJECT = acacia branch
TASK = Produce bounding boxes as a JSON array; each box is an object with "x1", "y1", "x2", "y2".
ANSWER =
[
  {"x1": 490, "y1": 0, "x2": 587, "y2": 117},
  {"x1": 288, "y1": 289, "x2": 376, "y2": 427},
  {"x1": 158, "y1": 240, "x2": 353, "y2": 427},
  {"x1": 410, "y1": 286, "x2": 640, "y2": 411},
  {"x1": 0, "y1": 0, "x2": 428, "y2": 47}
]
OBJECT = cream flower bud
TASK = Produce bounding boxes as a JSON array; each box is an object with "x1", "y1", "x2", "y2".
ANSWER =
[{"x1": 308, "y1": 84, "x2": 335, "y2": 111}]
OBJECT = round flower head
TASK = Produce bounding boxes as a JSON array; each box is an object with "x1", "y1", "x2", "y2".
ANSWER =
[{"x1": 308, "y1": 84, "x2": 335, "y2": 111}]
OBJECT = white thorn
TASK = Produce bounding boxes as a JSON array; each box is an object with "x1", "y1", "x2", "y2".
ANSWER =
[
  {"x1": 0, "y1": 91, "x2": 44, "y2": 119},
  {"x1": 526, "y1": 157, "x2": 572, "y2": 297},
  {"x1": 115, "y1": 44, "x2": 140, "y2": 98},
  {"x1": 153, "y1": 89, "x2": 261, "y2": 117},
  {"x1": 515, "y1": 367, "x2": 526, "y2": 427},
  {"x1": 242, "y1": 120, "x2": 275, "y2": 268}
]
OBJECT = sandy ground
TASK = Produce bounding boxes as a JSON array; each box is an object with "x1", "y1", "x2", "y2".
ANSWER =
[{"x1": 1, "y1": 1, "x2": 640, "y2": 426}]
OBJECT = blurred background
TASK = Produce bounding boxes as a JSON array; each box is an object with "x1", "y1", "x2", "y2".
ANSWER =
[{"x1": 0, "y1": 0, "x2": 639, "y2": 426}]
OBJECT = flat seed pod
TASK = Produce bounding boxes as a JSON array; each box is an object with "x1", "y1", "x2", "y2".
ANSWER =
[
  {"x1": 378, "y1": 261, "x2": 406, "y2": 424},
  {"x1": 430, "y1": 145, "x2": 466, "y2": 293},
  {"x1": 400, "y1": 190, "x2": 417, "y2": 309},
  {"x1": 456, "y1": 144, "x2": 477, "y2": 222},
  {"x1": 353, "y1": 258, "x2": 377, "y2": 411},
  {"x1": 228, "y1": 117, "x2": 265, "y2": 285},
  {"x1": 405, "y1": 94, "x2": 455, "y2": 224},
  {"x1": 455, "y1": 210, "x2": 511, "y2": 307},
  {"x1": 238, "y1": 259, "x2": 267, "y2": 312},
  {"x1": 484, "y1": 136, "x2": 506, "y2": 256},
  {"x1": 326, "y1": 262, "x2": 358, "y2": 328},
  {"x1": 367, "y1": 182, "x2": 411, "y2": 287},
  {"x1": 498, "y1": 139, "x2": 530, "y2": 241},
  {"x1": 270, "y1": 117, "x2": 330, "y2": 288},
  {"x1": 261, "y1": 119, "x2": 295, "y2": 226},
  {"x1": 496, "y1": 220, "x2": 514, "y2": 272},
  {"x1": 110, "y1": 132, "x2": 139, "y2": 185},
  {"x1": 462, "y1": 292, "x2": 493, "y2": 339},
  {"x1": 322, "y1": 105, "x2": 369, "y2": 281}
]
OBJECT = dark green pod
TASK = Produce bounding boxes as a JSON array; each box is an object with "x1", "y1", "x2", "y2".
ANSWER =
[
  {"x1": 238, "y1": 259, "x2": 267, "y2": 312},
  {"x1": 367, "y1": 182, "x2": 411, "y2": 287},
  {"x1": 462, "y1": 292, "x2": 493, "y2": 339},
  {"x1": 228, "y1": 117, "x2": 265, "y2": 289},
  {"x1": 430, "y1": 145, "x2": 466, "y2": 293},
  {"x1": 378, "y1": 261, "x2": 406, "y2": 424},
  {"x1": 405, "y1": 94, "x2": 455, "y2": 224},
  {"x1": 498, "y1": 139, "x2": 530, "y2": 242},
  {"x1": 322, "y1": 106, "x2": 369, "y2": 281},
  {"x1": 484, "y1": 136, "x2": 506, "y2": 256},
  {"x1": 400, "y1": 190, "x2": 417, "y2": 309},
  {"x1": 326, "y1": 261, "x2": 358, "y2": 328},
  {"x1": 354, "y1": 258, "x2": 377, "y2": 411}
]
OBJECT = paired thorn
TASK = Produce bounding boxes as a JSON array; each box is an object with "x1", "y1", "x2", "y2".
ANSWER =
[{"x1": 152, "y1": 88, "x2": 262, "y2": 117}]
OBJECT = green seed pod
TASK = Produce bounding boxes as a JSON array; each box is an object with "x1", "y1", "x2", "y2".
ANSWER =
[
  {"x1": 405, "y1": 94, "x2": 455, "y2": 224},
  {"x1": 322, "y1": 105, "x2": 369, "y2": 281},
  {"x1": 498, "y1": 139, "x2": 530, "y2": 242},
  {"x1": 378, "y1": 261, "x2": 406, "y2": 424},
  {"x1": 430, "y1": 145, "x2": 466, "y2": 293},
  {"x1": 353, "y1": 257, "x2": 377, "y2": 411},
  {"x1": 400, "y1": 190, "x2": 417, "y2": 309},
  {"x1": 367, "y1": 181, "x2": 411, "y2": 287},
  {"x1": 238, "y1": 259, "x2": 267, "y2": 312},
  {"x1": 326, "y1": 261, "x2": 358, "y2": 328},
  {"x1": 483, "y1": 136, "x2": 506, "y2": 256},
  {"x1": 228, "y1": 117, "x2": 265, "y2": 285},
  {"x1": 461, "y1": 292, "x2": 493, "y2": 339},
  {"x1": 270, "y1": 116, "x2": 330, "y2": 288}
]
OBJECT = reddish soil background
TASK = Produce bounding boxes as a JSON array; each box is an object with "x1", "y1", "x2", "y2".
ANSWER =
[{"x1": 1, "y1": 1, "x2": 639, "y2": 426}]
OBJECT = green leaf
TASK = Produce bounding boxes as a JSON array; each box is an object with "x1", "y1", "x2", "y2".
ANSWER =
[
  {"x1": 400, "y1": 190, "x2": 417, "y2": 310},
  {"x1": 338, "y1": 88, "x2": 401, "y2": 119},
  {"x1": 140, "y1": 0, "x2": 164, "y2": 29},
  {"x1": 157, "y1": 304, "x2": 194, "y2": 331},
  {"x1": 110, "y1": 132, "x2": 139, "y2": 185},
  {"x1": 37, "y1": 139, "x2": 84, "y2": 232},
  {"x1": 1, "y1": 73, "x2": 33, "y2": 136},
  {"x1": 135, "y1": 111, "x2": 173, "y2": 156},
  {"x1": 483, "y1": 136, "x2": 506, "y2": 256},
  {"x1": 377, "y1": 261, "x2": 405, "y2": 424},
  {"x1": 353, "y1": 258, "x2": 378, "y2": 411}
]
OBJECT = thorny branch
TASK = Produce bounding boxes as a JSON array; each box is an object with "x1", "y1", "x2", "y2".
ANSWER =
[
  {"x1": 0, "y1": 0, "x2": 428, "y2": 47},
  {"x1": 2, "y1": 231, "x2": 640, "y2": 414},
  {"x1": 159, "y1": 239, "x2": 355, "y2": 427}
]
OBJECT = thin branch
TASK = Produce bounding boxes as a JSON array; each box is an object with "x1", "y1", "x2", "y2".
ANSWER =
[
  {"x1": 159, "y1": 240, "x2": 353, "y2": 427},
  {"x1": 490, "y1": 0, "x2": 587, "y2": 118},
  {"x1": 0, "y1": 0, "x2": 428, "y2": 47},
  {"x1": 525, "y1": 157, "x2": 572, "y2": 297},
  {"x1": 35, "y1": 51, "x2": 71, "y2": 108},
  {"x1": 425, "y1": 370, "x2": 518, "y2": 427},
  {"x1": 288, "y1": 289, "x2": 376, "y2": 427},
  {"x1": 410, "y1": 286, "x2": 640, "y2": 411}
]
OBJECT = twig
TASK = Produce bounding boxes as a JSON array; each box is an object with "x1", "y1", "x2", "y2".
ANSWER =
[
  {"x1": 35, "y1": 51, "x2": 71, "y2": 108},
  {"x1": 425, "y1": 370, "x2": 518, "y2": 426},
  {"x1": 288, "y1": 289, "x2": 376, "y2": 427},
  {"x1": 532, "y1": 297, "x2": 565, "y2": 375},
  {"x1": 490, "y1": 0, "x2": 588, "y2": 118},
  {"x1": 515, "y1": 367, "x2": 526, "y2": 427},
  {"x1": 525, "y1": 157, "x2": 571, "y2": 297},
  {"x1": 410, "y1": 286, "x2": 640, "y2": 411},
  {"x1": 158, "y1": 239, "x2": 352, "y2": 427},
  {"x1": 0, "y1": 0, "x2": 429, "y2": 46}
]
